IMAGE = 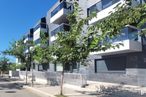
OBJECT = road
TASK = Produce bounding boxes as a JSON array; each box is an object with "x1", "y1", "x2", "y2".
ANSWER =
[{"x1": 0, "y1": 77, "x2": 42, "y2": 97}]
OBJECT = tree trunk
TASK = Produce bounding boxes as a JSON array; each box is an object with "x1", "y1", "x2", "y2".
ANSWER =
[
  {"x1": 25, "y1": 64, "x2": 28, "y2": 85},
  {"x1": 1, "y1": 71, "x2": 3, "y2": 77},
  {"x1": 60, "y1": 65, "x2": 64, "y2": 95},
  {"x1": 31, "y1": 63, "x2": 34, "y2": 87}
]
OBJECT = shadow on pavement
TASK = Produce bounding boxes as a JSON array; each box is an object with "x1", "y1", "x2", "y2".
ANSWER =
[
  {"x1": 5, "y1": 91, "x2": 17, "y2": 93},
  {"x1": 0, "y1": 77, "x2": 24, "y2": 91},
  {"x1": 76, "y1": 85, "x2": 146, "y2": 97},
  {"x1": 0, "y1": 83, "x2": 24, "y2": 90}
]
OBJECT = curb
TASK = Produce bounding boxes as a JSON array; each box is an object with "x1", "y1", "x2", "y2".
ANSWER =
[
  {"x1": 64, "y1": 84, "x2": 96, "y2": 92},
  {"x1": 24, "y1": 86, "x2": 55, "y2": 97}
]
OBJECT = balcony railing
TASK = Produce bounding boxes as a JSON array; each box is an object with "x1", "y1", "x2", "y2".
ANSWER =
[
  {"x1": 51, "y1": 2, "x2": 72, "y2": 17},
  {"x1": 51, "y1": 1, "x2": 72, "y2": 18},
  {"x1": 34, "y1": 38, "x2": 40, "y2": 45},
  {"x1": 24, "y1": 34, "x2": 33, "y2": 43},
  {"x1": 33, "y1": 23, "x2": 47, "y2": 32},
  {"x1": 50, "y1": 1, "x2": 73, "y2": 24},
  {"x1": 90, "y1": 26, "x2": 142, "y2": 55},
  {"x1": 108, "y1": 27, "x2": 139, "y2": 43},
  {"x1": 51, "y1": 23, "x2": 70, "y2": 37},
  {"x1": 87, "y1": 0, "x2": 120, "y2": 17}
]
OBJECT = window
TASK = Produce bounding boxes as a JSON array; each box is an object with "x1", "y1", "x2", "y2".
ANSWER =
[
  {"x1": 127, "y1": 27, "x2": 138, "y2": 41},
  {"x1": 112, "y1": 0, "x2": 120, "y2": 4},
  {"x1": 102, "y1": 0, "x2": 112, "y2": 9},
  {"x1": 142, "y1": 35, "x2": 146, "y2": 45},
  {"x1": 87, "y1": 0, "x2": 120, "y2": 17},
  {"x1": 96, "y1": 2, "x2": 102, "y2": 12},
  {"x1": 34, "y1": 38, "x2": 40, "y2": 44},
  {"x1": 95, "y1": 56, "x2": 126, "y2": 73},
  {"x1": 87, "y1": 1, "x2": 102, "y2": 17}
]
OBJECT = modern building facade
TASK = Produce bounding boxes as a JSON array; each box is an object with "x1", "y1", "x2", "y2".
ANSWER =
[
  {"x1": 46, "y1": 0, "x2": 146, "y2": 86},
  {"x1": 21, "y1": 17, "x2": 49, "y2": 71},
  {"x1": 84, "y1": 0, "x2": 146, "y2": 86},
  {"x1": 17, "y1": 0, "x2": 146, "y2": 86}
]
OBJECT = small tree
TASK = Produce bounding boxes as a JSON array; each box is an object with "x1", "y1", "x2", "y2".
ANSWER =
[
  {"x1": 51, "y1": 0, "x2": 146, "y2": 95},
  {"x1": 0, "y1": 56, "x2": 10, "y2": 76},
  {"x1": 52, "y1": 1, "x2": 94, "y2": 95},
  {"x1": 33, "y1": 32, "x2": 52, "y2": 70},
  {"x1": 3, "y1": 39, "x2": 30, "y2": 84},
  {"x1": 9, "y1": 63, "x2": 25, "y2": 71}
]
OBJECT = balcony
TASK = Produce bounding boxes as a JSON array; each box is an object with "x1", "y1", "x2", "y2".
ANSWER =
[
  {"x1": 50, "y1": 1, "x2": 73, "y2": 24},
  {"x1": 88, "y1": 0, "x2": 124, "y2": 25},
  {"x1": 50, "y1": 23, "x2": 70, "y2": 42},
  {"x1": 24, "y1": 37, "x2": 33, "y2": 44},
  {"x1": 24, "y1": 32, "x2": 33, "y2": 44},
  {"x1": 33, "y1": 23, "x2": 47, "y2": 42},
  {"x1": 90, "y1": 26, "x2": 142, "y2": 55},
  {"x1": 33, "y1": 23, "x2": 47, "y2": 32}
]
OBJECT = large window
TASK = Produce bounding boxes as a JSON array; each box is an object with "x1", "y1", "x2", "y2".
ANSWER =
[
  {"x1": 102, "y1": 0, "x2": 112, "y2": 9},
  {"x1": 95, "y1": 56, "x2": 126, "y2": 73},
  {"x1": 142, "y1": 36, "x2": 146, "y2": 45},
  {"x1": 87, "y1": 0, "x2": 120, "y2": 17},
  {"x1": 87, "y1": 2, "x2": 102, "y2": 16}
]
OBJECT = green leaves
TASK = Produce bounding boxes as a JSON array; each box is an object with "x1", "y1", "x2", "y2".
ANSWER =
[
  {"x1": 33, "y1": 45, "x2": 52, "y2": 64},
  {"x1": 52, "y1": 2, "x2": 90, "y2": 66},
  {"x1": 0, "y1": 56, "x2": 10, "y2": 72},
  {"x1": 33, "y1": 32, "x2": 52, "y2": 65},
  {"x1": 3, "y1": 39, "x2": 26, "y2": 64}
]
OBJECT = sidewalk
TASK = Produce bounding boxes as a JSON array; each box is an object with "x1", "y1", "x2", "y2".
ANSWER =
[
  {"x1": 23, "y1": 83, "x2": 146, "y2": 97},
  {"x1": 24, "y1": 84, "x2": 97, "y2": 97},
  {"x1": 14, "y1": 79, "x2": 146, "y2": 97}
]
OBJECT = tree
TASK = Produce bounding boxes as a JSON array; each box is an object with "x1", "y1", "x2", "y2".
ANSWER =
[
  {"x1": 33, "y1": 32, "x2": 52, "y2": 70},
  {"x1": 51, "y1": 0, "x2": 146, "y2": 95},
  {"x1": 3, "y1": 39, "x2": 26, "y2": 66},
  {"x1": 9, "y1": 63, "x2": 25, "y2": 71},
  {"x1": 3, "y1": 38, "x2": 31, "y2": 84},
  {"x1": 51, "y1": 1, "x2": 94, "y2": 95},
  {"x1": 0, "y1": 56, "x2": 10, "y2": 76}
]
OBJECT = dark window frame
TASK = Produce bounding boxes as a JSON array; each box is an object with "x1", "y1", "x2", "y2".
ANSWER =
[{"x1": 94, "y1": 56, "x2": 126, "y2": 73}]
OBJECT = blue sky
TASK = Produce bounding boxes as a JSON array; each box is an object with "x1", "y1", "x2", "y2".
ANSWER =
[{"x1": 0, "y1": 0, "x2": 57, "y2": 61}]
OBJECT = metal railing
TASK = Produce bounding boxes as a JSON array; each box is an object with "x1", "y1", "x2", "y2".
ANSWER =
[
  {"x1": 51, "y1": 23, "x2": 70, "y2": 36},
  {"x1": 33, "y1": 23, "x2": 47, "y2": 32},
  {"x1": 101, "y1": 27, "x2": 139, "y2": 44},
  {"x1": 51, "y1": 1, "x2": 72, "y2": 17}
]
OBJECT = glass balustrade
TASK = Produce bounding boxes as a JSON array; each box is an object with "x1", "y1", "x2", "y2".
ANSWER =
[
  {"x1": 51, "y1": 1, "x2": 72, "y2": 17},
  {"x1": 51, "y1": 23, "x2": 70, "y2": 37}
]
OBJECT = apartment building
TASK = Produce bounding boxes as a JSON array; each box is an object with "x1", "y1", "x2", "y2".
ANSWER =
[
  {"x1": 22, "y1": 17, "x2": 49, "y2": 71},
  {"x1": 86, "y1": 0, "x2": 146, "y2": 86},
  {"x1": 18, "y1": 0, "x2": 146, "y2": 86},
  {"x1": 46, "y1": 0, "x2": 146, "y2": 86},
  {"x1": 47, "y1": 0, "x2": 98, "y2": 72}
]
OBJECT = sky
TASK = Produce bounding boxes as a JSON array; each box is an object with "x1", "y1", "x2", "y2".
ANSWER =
[{"x1": 0, "y1": 0, "x2": 57, "y2": 62}]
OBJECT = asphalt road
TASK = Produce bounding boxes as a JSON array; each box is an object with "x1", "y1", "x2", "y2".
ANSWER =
[{"x1": 0, "y1": 77, "x2": 42, "y2": 97}]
